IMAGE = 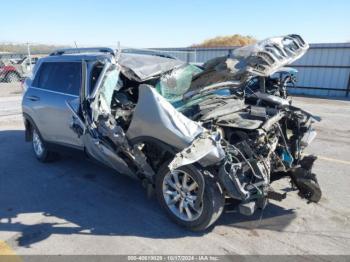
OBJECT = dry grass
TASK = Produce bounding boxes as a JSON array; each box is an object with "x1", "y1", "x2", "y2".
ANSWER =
[
  {"x1": 0, "y1": 43, "x2": 70, "y2": 54},
  {"x1": 191, "y1": 34, "x2": 256, "y2": 48}
]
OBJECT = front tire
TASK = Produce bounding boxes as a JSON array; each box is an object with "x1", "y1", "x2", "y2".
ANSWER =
[
  {"x1": 6, "y1": 72, "x2": 20, "y2": 83},
  {"x1": 156, "y1": 163, "x2": 225, "y2": 231}
]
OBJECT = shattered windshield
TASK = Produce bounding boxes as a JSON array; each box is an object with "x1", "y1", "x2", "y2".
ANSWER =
[
  {"x1": 155, "y1": 64, "x2": 202, "y2": 103},
  {"x1": 93, "y1": 64, "x2": 121, "y2": 118}
]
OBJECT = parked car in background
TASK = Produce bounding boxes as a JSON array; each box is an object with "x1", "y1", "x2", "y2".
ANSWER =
[
  {"x1": 0, "y1": 59, "x2": 21, "y2": 82},
  {"x1": 0, "y1": 56, "x2": 38, "y2": 83}
]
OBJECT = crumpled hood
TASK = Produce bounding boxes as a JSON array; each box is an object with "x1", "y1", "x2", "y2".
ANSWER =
[
  {"x1": 119, "y1": 53, "x2": 185, "y2": 82},
  {"x1": 187, "y1": 34, "x2": 308, "y2": 97},
  {"x1": 232, "y1": 34, "x2": 308, "y2": 76}
]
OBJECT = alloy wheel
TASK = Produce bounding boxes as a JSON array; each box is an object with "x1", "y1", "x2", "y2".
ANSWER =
[{"x1": 162, "y1": 170, "x2": 203, "y2": 222}]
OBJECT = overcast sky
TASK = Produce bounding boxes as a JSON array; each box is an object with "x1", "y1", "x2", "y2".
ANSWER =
[{"x1": 1, "y1": 0, "x2": 349, "y2": 47}]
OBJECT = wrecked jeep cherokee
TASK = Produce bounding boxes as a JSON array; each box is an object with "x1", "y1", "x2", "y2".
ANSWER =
[{"x1": 22, "y1": 35, "x2": 321, "y2": 231}]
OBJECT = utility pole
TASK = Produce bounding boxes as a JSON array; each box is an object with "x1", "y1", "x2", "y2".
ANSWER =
[{"x1": 26, "y1": 42, "x2": 32, "y2": 71}]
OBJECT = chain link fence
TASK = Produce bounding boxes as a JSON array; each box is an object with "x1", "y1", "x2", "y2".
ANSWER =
[
  {"x1": 0, "y1": 43, "x2": 38, "y2": 84},
  {"x1": 0, "y1": 42, "x2": 196, "y2": 85}
]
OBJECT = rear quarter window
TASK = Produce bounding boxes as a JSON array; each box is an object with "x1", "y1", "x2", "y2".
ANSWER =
[{"x1": 33, "y1": 62, "x2": 82, "y2": 96}]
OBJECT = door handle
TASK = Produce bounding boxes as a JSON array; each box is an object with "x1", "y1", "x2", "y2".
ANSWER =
[{"x1": 27, "y1": 96, "x2": 40, "y2": 101}]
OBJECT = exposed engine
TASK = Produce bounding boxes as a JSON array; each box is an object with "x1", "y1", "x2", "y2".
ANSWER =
[
  {"x1": 111, "y1": 90, "x2": 135, "y2": 130},
  {"x1": 169, "y1": 87, "x2": 321, "y2": 214}
]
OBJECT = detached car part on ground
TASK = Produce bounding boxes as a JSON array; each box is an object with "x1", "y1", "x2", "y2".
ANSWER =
[{"x1": 23, "y1": 35, "x2": 322, "y2": 231}]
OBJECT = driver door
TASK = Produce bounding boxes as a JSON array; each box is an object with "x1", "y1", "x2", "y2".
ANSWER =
[{"x1": 66, "y1": 60, "x2": 135, "y2": 176}]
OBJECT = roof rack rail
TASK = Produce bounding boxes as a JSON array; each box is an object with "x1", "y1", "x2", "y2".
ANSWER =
[{"x1": 50, "y1": 47, "x2": 116, "y2": 56}]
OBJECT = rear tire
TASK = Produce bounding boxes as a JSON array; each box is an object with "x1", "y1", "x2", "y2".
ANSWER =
[
  {"x1": 32, "y1": 127, "x2": 56, "y2": 162},
  {"x1": 156, "y1": 163, "x2": 225, "y2": 231},
  {"x1": 6, "y1": 72, "x2": 20, "y2": 83}
]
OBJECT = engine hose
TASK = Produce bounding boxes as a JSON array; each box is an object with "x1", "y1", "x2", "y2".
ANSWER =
[
  {"x1": 223, "y1": 139, "x2": 263, "y2": 180},
  {"x1": 230, "y1": 144, "x2": 263, "y2": 180},
  {"x1": 222, "y1": 163, "x2": 250, "y2": 199},
  {"x1": 277, "y1": 123, "x2": 291, "y2": 155}
]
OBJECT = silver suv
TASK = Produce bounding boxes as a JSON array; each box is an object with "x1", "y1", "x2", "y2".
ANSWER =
[{"x1": 22, "y1": 37, "x2": 322, "y2": 231}]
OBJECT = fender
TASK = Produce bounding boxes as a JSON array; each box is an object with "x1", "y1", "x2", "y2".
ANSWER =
[{"x1": 23, "y1": 112, "x2": 39, "y2": 142}]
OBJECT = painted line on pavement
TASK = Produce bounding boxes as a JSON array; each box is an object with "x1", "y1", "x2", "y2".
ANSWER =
[
  {"x1": 0, "y1": 240, "x2": 21, "y2": 262},
  {"x1": 318, "y1": 156, "x2": 350, "y2": 165}
]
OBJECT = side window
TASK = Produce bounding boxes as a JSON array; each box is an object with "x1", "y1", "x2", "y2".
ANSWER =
[{"x1": 33, "y1": 62, "x2": 82, "y2": 95}]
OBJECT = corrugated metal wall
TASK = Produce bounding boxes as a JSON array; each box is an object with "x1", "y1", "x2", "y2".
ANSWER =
[
  {"x1": 291, "y1": 43, "x2": 350, "y2": 97},
  {"x1": 155, "y1": 43, "x2": 350, "y2": 98}
]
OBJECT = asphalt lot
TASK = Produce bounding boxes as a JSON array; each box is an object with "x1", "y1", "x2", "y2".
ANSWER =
[{"x1": 0, "y1": 82, "x2": 349, "y2": 256}]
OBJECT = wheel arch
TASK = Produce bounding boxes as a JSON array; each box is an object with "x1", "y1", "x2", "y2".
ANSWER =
[
  {"x1": 23, "y1": 113, "x2": 39, "y2": 142},
  {"x1": 129, "y1": 136, "x2": 177, "y2": 176}
]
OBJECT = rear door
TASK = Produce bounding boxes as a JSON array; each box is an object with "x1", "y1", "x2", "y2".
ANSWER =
[{"x1": 28, "y1": 61, "x2": 84, "y2": 148}]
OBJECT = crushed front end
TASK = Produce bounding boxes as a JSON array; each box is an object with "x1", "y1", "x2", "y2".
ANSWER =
[
  {"x1": 166, "y1": 34, "x2": 322, "y2": 216},
  {"x1": 169, "y1": 97, "x2": 322, "y2": 216}
]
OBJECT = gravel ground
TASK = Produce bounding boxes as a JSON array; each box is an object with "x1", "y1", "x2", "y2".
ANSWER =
[{"x1": 0, "y1": 83, "x2": 349, "y2": 256}]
